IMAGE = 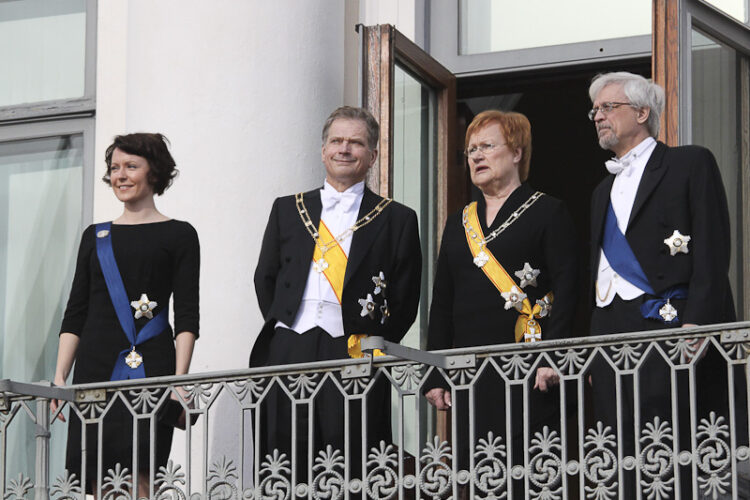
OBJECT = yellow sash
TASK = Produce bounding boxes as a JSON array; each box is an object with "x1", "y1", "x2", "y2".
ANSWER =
[
  {"x1": 314, "y1": 220, "x2": 347, "y2": 304},
  {"x1": 313, "y1": 219, "x2": 384, "y2": 357},
  {"x1": 464, "y1": 202, "x2": 553, "y2": 343}
]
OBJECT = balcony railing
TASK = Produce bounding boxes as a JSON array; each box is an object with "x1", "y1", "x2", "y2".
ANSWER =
[{"x1": 1, "y1": 322, "x2": 750, "y2": 499}]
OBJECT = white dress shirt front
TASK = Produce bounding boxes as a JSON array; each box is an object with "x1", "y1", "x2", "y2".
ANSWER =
[
  {"x1": 596, "y1": 137, "x2": 657, "y2": 307},
  {"x1": 277, "y1": 180, "x2": 365, "y2": 337}
]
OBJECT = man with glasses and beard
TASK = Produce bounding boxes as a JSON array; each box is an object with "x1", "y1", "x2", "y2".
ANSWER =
[{"x1": 586, "y1": 71, "x2": 740, "y2": 498}]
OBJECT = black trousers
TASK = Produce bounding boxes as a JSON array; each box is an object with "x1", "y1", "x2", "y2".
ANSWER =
[
  {"x1": 590, "y1": 295, "x2": 732, "y2": 498},
  {"x1": 259, "y1": 326, "x2": 391, "y2": 481}
]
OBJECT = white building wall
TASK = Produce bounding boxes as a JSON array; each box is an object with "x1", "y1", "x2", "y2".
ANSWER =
[{"x1": 95, "y1": 0, "x2": 346, "y2": 378}]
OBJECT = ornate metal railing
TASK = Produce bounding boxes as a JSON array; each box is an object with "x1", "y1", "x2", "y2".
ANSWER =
[{"x1": 2, "y1": 322, "x2": 750, "y2": 499}]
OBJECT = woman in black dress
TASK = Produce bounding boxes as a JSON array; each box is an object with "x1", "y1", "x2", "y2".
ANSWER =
[
  {"x1": 51, "y1": 133, "x2": 199, "y2": 496},
  {"x1": 424, "y1": 111, "x2": 577, "y2": 493}
]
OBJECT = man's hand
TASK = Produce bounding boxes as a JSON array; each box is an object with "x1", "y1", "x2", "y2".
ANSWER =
[
  {"x1": 534, "y1": 367, "x2": 560, "y2": 392},
  {"x1": 425, "y1": 388, "x2": 452, "y2": 410}
]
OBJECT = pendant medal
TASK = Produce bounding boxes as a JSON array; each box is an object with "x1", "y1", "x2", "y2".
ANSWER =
[
  {"x1": 659, "y1": 300, "x2": 678, "y2": 322},
  {"x1": 313, "y1": 258, "x2": 329, "y2": 273},
  {"x1": 125, "y1": 347, "x2": 143, "y2": 369}
]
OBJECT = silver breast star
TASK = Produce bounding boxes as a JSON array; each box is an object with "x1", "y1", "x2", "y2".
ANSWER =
[
  {"x1": 664, "y1": 230, "x2": 691, "y2": 256},
  {"x1": 514, "y1": 262, "x2": 540, "y2": 288},
  {"x1": 130, "y1": 293, "x2": 157, "y2": 319},
  {"x1": 358, "y1": 293, "x2": 376, "y2": 319},
  {"x1": 501, "y1": 286, "x2": 527, "y2": 311},
  {"x1": 372, "y1": 272, "x2": 387, "y2": 295},
  {"x1": 380, "y1": 299, "x2": 390, "y2": 325},
  {"x1": 536, "y1": 296, "x2": 553, "y2": 318}
]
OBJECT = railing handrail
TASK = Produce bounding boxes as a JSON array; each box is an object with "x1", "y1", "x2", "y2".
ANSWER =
[{"x1": 1, "y1": 320, "x2": 747, "y2": 402}]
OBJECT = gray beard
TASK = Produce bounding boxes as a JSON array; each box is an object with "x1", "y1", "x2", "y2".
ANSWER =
[{"x1": 598, "y1": 132, "x2": 619, "y2": 151}]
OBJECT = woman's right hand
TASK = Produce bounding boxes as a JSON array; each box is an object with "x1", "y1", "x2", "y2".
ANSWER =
[
  {"x1": 50, "y1": 377, "x2": 67, "y2": 422},
  {"x1": 425, "y1": 388, "x2": 452, "y2": 410}
]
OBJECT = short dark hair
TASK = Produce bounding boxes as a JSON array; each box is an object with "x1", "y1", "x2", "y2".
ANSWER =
[
  {"x1": 103, "y1": 133, "x2": 178, "y2": 195},
  {"x1": 321, "y1": 106, "x2": 379, "y2": 150}
]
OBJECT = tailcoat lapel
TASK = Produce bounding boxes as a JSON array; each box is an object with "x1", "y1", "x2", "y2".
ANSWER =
[
  {"x1": 627, "y1": 142, "x2": 668, "y2": 229},
  {"x1": 344, "y1": 188, "x2": 388, "y2": 288}
]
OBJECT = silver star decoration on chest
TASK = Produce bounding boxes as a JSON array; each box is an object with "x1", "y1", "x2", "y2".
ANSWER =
[
  {"x1": 372, "y1": 272, "x2": 387, "y2": 295},
  {"x1": 358, "y1": 293, "x2": 376, "y2": 319},
  {"x1": 659, "y1": 300, "x2": 678, "y2": 322},
  {"x1": 130, "y1": 293, "x2": 157, "y2": 319},
  {"x1": 313, "y1": 257, "x2": 329, "y2": 273},
  {"x1": 536, "y1": 296, "x2": 553, "y2": 318},
  {"x1": 514, "y1": 262, "x2": 540, "y2": 288},
  {"x1": 501, "y1": 286, "x2": 527, "y2": 311},
  {"x1": 380, "y1": 299, "x2": 390, "y2": 324},
  {"x1": 473, "y1": 250, "x2": 490, "y2": 268},
  {"x1": 664, "y1": 230, "x2": 691, "y2": 256}
]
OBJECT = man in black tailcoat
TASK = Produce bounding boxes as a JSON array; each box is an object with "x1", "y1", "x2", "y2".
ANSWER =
[
  {"x1": 587, "y1": 71, "x2": 737, "y2": 495},
  {"x1": 251, "y1": 106, "x2": 421, "y2": 474}
]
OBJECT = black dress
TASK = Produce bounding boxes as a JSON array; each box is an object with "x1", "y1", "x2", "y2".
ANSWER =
[
  {"x1": 426, "y1": 184, "x2": 577, "y2": 471},
  {"x1": 60, "y1": 220, "x2": 199, "y2": 479}
]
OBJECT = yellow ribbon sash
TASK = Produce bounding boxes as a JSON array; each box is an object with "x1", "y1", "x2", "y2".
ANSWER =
[
  {"x1": 314, "y1": 220, "x2": 347, "y2": 305},
  {"x1": 312, "y1": 220, "x2": 383, "y2": 358},
  {"x1": 463, "y1": 202, "x2": 552, "y2": 343}
]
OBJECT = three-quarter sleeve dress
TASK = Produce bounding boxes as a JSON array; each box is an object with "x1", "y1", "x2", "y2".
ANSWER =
[{"x1": 60, "y1": 220, "x2": 199, "y2": 479}]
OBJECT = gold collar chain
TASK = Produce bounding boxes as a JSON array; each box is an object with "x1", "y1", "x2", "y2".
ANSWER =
[
  {"x1": 462, "y1": 191, "x2": 544, "y2": 250},
  {"x1": 295, "y1": 192, "x2": 392, "y2": 255}
]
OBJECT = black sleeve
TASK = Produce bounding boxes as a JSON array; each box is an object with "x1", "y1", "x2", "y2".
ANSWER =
[
  {"x1": 60, "y1": 225, "x2": 95, "y2": 336},
  {"x1": 383, "y1": 207, "x2": 422, "y2": 344},
  {"x1": 172, "y1": 221, "x2": 200, "y2": 338},
  {"x1": 254, "y1": 198, "x2": 282, "y2": 319},
  {"x1": 426, "y1": 220, "x2": 456, "y2": 351},
  {"x1": 684, "y1": 148, "x2": 732, "y2": 325},
  {"x1": 542, "y1": 200, "x2": 578, "y2": 341}
]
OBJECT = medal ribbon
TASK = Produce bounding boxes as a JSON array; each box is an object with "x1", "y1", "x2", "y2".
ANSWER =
[
  {"x1": 464, "y1": 202, "x2": 552, "y2": 343},
  {"x1": 601, "y1": 203, "x2": 687, "y2": 323},
  {"x1": 95, "y1": 222, "x2": 169, "y2": 380},
  {"x1": 313, "y1": 219, "x2": 348, "y2": 305}
]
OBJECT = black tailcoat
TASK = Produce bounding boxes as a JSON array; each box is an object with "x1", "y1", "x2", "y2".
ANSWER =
[
  {"x1": 588, "y1": 142, "x2": 738, "y2": 485},
  {"x1": 589, "y1": 142, "x2": 735, "y2": 325},
  {"x1": 252, "y1": 186, "x2": 422, "y2": 363},
  {"x1": 251, "y1": 186, "x2": 421, "y2": 472}
]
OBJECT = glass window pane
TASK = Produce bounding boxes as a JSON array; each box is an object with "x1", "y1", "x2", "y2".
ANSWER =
[
  {"x1": 392, "y1": 63, "x2": 438, "y2": 455},
  {"x1": 0, "y1": 0, "x2": 87, "y2": 107},
  {"x1": 0, "y1": 133, "x2": 84, "y2": 477},
  {"x1": 459, "y1": 0, "x2": 651, "y2": 55},
  {"x1": 703, "y1": 0, "x2": 748, "y2": 24},
  {"x1": 691, "y1": 28, "x2": 744, "y2": 317}
]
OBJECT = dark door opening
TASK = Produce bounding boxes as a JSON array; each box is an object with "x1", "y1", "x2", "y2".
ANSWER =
[{"x1": 456, "y1": 59, "x2": 652, "y2": 336}]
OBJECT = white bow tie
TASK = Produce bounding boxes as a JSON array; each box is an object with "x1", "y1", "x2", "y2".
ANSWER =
[
  {"x1": 321, "y1": 189, "x2": 359, "y2": 212},
  {"x1": 605, "y1": 156, "x2": 633, "y2": 175}
]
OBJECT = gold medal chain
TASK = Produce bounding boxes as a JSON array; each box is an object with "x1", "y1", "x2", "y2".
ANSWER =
[
  {"x1": 295, "y1": 193, "x2": 393, "y2": 254},
  {"x1": 462, "y1": 191, "x2": 544, "y2": 248}
]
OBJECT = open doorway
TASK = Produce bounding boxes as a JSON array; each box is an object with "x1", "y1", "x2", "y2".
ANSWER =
[{"x1": 455, "y1": 58, "x2": 652, "y2": 335}]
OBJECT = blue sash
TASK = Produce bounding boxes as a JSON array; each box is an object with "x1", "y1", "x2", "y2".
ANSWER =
[
  {"x1": 601, "y1": 203, "x2": 687, "y2": 323},
  {"x1": 95, "y1": 222, "x2": 169, "y2": 380}
]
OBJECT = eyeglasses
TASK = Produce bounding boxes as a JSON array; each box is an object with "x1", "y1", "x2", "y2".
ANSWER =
[
  {"x1": 587, "y1": 102, "x2": 633, "y2": 121},
  {"x1": 464, "y1": 142, "x2": 506, "y2": 157}
]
